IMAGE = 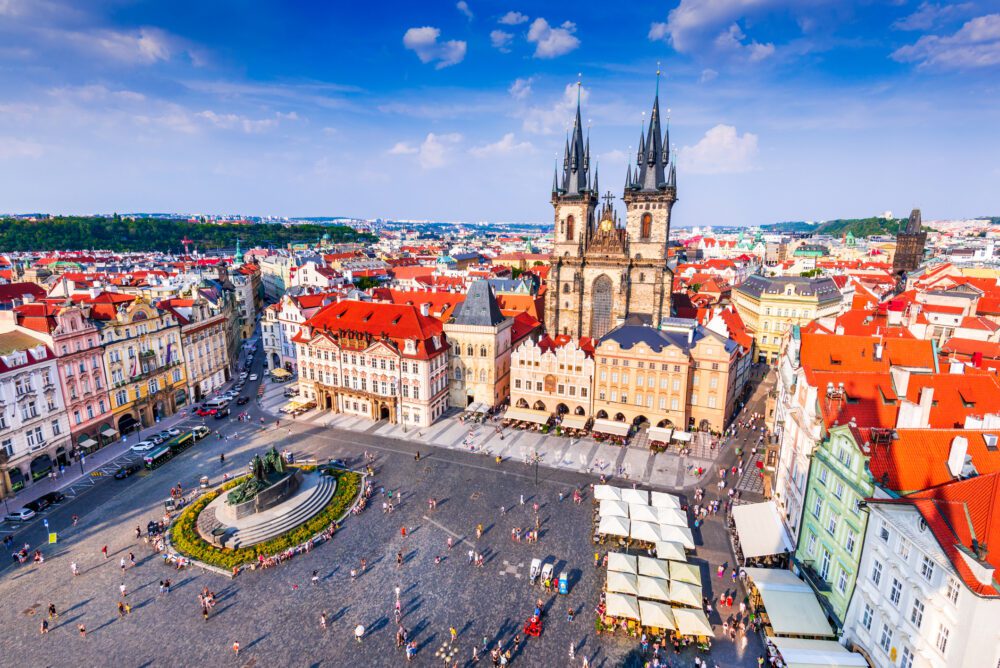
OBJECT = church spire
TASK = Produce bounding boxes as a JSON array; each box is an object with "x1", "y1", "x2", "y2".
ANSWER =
[
  {"x1": 635, "y1": 67, "x2": 668, "y2": 192},
  {"x1": 560, "y1": 76, "x2": 590, "y2": 197}
]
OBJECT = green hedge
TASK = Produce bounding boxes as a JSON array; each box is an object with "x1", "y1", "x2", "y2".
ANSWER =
[{"x1": 169, "y1": 469, "x2": 361, "y2": 570}]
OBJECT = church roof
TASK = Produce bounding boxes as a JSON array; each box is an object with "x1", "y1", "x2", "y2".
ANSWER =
[{"x1": 452, "y1": 280, "x2": 505, "y2": 327}]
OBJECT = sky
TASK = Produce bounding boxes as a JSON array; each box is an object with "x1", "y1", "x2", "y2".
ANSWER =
[{"x1": 0, "y1": 0, "x2": 998, "y2": 227}]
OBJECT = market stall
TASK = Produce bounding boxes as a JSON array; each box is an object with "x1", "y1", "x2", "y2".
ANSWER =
[
  {"x1": 671, "y1": 607, "x2": 713, "y2": 637},
  {"x1": 501, "y1": 407, "x2": 552, "y2": 426},
  {"x1": 630, "y1": 520, "x2": 662, "y2": 544},
  {"x1": 592, "y1": 418, "x2": 631, "y2": 444},
  {"x1": 650, "y1": 491, "x2": 682, "y2": 509},
  {"x1": 767, "y1": 637, "x2": 869, "y2": 668},
  {"x1": 607, "y1": 570, "x2": 639, "y2": 596},
  {"x1": 655, "y1": 541, "x2": 687, "y2": 561},
  {"x1": 658, "y1": 523, "x2": 695, "y2": 550},
  {"x1": 600, "y1": 499, "x2": 630, "y2": 519},
  {"x1": 656, "y1": 506, "x2": 689, "y2": 528},
  {"x1": 597, "y1": 515, "x2": 631, "y2": 539},
  {"x1": 607, "y1": 552, "x2": 638, "y2": 575},
  {"x1": 732, "y1": 502, "x2": 794, "y2": 565},
  {"x1": 668, "y1": 560, "x2": 702, "y2": 586},
  {"x1": 636, "y1": 575, "x2": 671, "y2": 602},
  {"x1": 637, "y1": 555, "x2": 670, "y2": 580},
  {"x1": 559, "y1": 414, "x2": 590, "y2": 430},
  {"x1": 620, "y1": 488, "x2": 650, "y2": 505},
  {"x1": 605, "y1": 593, "x2": 641, "y2": 621},
  {"x1": 668, "y1": 579, "x2": 702, "y2": 607},
  {"x1": 647, "y1": 426, "x2": 673, "y2": 451},
  {"x1": 743, "y1": 568, "x2": 835, "y2": 639},
  {"x1": 638, "y1": 600, "x2": 675, "y2": 632},
  {"x1": 594, "y1": 484, "x2": 622, "y2": 501}
]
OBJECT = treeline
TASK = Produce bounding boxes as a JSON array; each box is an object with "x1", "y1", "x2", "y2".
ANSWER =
[{"x1": 0, "y1": 216, "x2": 374, "y2": 253}]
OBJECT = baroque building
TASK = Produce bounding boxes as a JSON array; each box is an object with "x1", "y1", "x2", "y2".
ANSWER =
[{"x1": 544, "y1": 81, "x2": 677, "y2": 340}]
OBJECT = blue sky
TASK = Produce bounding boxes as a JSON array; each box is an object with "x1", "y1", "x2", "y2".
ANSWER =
[{"x1": 0, "y1": 0, "x2": 998, "y2": 226}]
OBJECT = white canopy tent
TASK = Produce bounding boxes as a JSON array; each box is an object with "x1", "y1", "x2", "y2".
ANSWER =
[
  {"x1": 592, "y1": 418, "x2": 630, "y2": 437},
  {"x1": 672, "y1": 607, "x2": 713, "y2": 637},
  {"x1": 598, "y1": 515, "x2": 631, "y2": 538},
  {"x1": 647, "y1": 426, "x2": 673, "y2": 443},
  {"x1": 502, "y1": 407, "x2": 551, "y2": 425},
  {"x1": 650, "y1": 491, "x2": 682, "y2": 509},
  {"x1": 600, "y1": 499, "x2": 630, "y2": 518},
  {"x1": 744, "y1": 568, "x2": 835, "y2": 638},
  {"x1": 668, "y1": 579, "x2": 702, "y2": 607},
  {"x1": 607, "y1": 552, "x2": 638, "y2": 575},
  {"x1": 605, "y1": 593, "x2": 641, "y2": 621},
  {"x1": 637, "y1": 555, "x2": 670, "y2": 580},
  {"x1": 669, "y1": 561, "x2": 703, "y2": 586},
  {"x1": 671, "y1": 430, "x2": 693, "y2": 442},
  {"x1": 768, "y1": 638, "x2": 869, "y2": 668},
  {"x1": 593, "y1": 484, "x2": 620, "y2": 501},
  {"x1": 620, "y1": 488, "x2": 650, "y2": 505},
  {"x1": 656, "y1": 506, "x2": 689, "y2": 527},
  {"x1": 732, "y1": 502, "x2": 794, "y2": 560},
  {"x1": 560, "y1": 414, "x2": 589, "y2": 430},
  {"x1": 629, "y1": 503, "x2": 660, "y2": 523},
  {"x1": 630, "y1": 520, "x2": 662, "y2": 543},
  {"x1": 636, "y1": 575, "x2": 671, "y2": 602},
  {"x1": 655, "y1": 541, "x2": 687, "y2": 561},
  {"x1": 606, "y1": 570, "x2": 639, "y2": 596},
  {"x1": 658, "y1": 523, "x2": 695, "y2": 550},
  {"x1": 639, "y1": 600, "x2": 675, "y2": 630}
]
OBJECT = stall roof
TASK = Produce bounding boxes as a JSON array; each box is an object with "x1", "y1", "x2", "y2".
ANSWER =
[
  {"x1": 630, "y1": 520, "x2": 662, "y2": 543},
  {"x1": 637, "y1": 555, "x2": 670, "y2": 580},
  {"x1": 659, "y1": 524, "x2": 695, "y2": 550},
  {"x1": 270, "y1": 367, "x2": 291, "y2": 378},
  {"x1": 672, "y1": 607, "x2": 713, "y2": 637},
  {"x1": 769, "y1": 638, "x2": 869, "y2": 668},
  {"x1": 655, "y1": 541, "x2": 687, "y2": 561},
  {"x1": 79, "y1": 437, "x2": 98, "y2": 449},
  {"x1": 647, "y1": 426, "x2": 673, "y2": 443},
  {"x1": 669, "y1": 561, "x2": 702, "y2": 586},
  {"x1": 606, "y1": 570, "x2": 639, "y2": 596},
  {"x1": 502, "y1": 407, "x2": 551, "y2": 425},
  {"x1": 606, "y1": 593, "x2": 641, "y2": 621},
  {"x1": 620, "y1": 488, "x2": 649, "y2": 505},
  {"x1": 560, "y1": 414, "x2": 589, "y2": 430},
  {"x1": 600, "y1": 499, "x2": 629, "y2": 519},
  {"x1": 592, "y1": 418, "x2": 630, "y2": 437},
  {"x1": 630, "y1": 503, "x2": 659, "y2": 523},
  {"x1": 744, "y1": 568, "x2": 835, "y2": 638},
  {"x1": 637, "y1": 575, "x2": 671, "y2": 602},
  {"x1": 732, "y1": 502, "x2": 794, "y2": 559},
  {"x1": 657, "y1": 506, "x2": 688, "y2": 527},
  {"x1": 672, "y1": 430, "x2": 693, "y2": 442},
  {"x1": 650, "y1": 491, "x2": 681, "y2": 509},
  {"x1": 669, "y1": 579, "x2": 703, "y2": 607},
  {"x1": 598, "y1": 515, "x2": 631, "y2": 538},
  {"x1": 639, "y1": 600, "x2": 675, "y2": 630},
  {"x1": 594, "y1": 484, "x2": 621, "y2": 501},
  {"x1": 607, "y1": 552, "x2": 638, "y2": 575}
]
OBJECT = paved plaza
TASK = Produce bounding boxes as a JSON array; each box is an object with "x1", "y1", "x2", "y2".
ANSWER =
[{"x1": 0, "y1": 347, "x2": 775, "y2": 667}]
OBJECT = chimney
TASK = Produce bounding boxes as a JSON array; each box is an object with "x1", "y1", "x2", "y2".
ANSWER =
[
  {"x1": 947, "y1": 436, "x2": 968, "y2": 478},
  {"x1": 973, "y1": 352, "x2": 984, "y2": 368},
  {"x1": 420, "y1": 303, "x2": 430, "y2": 317},
  {"x1": 890, "y1": 367, "x2": 910, "y2": 397},
  {"x1": 874, "y1": 343, "x2": 883, "y2": 361}
]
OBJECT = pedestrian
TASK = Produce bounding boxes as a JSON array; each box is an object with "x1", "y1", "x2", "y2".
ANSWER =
[
  {"x1": 129, "y1": 552, "x2": 136, "y2": 568},
  {"x1": 569, "y1": 642, "x2": 575, "y2": 660},
  {"x1": 594, "y1": 552, "x2": 600, "y2": 568},
  {"x1": 48, "y1": 603, "x2": 57, "y2": 619},
  {"x1": 78, "y1": 624, "x2": 86, "y2": 638},
  {"x1": 71, "y1": 562, "x2": 79, "y2": 576},
  {"x1": 468, "y1": 549, "x2": 475, "y2": 564},
  {"x1": 401, "y1": 526, "x2": 407, "y2": 539},
  {"x1": 355, "y1": 625, "x2": 365, "y2": 643},
  {"x1": 117, "y1": 601, "x2": 125, "y2": 618},
  {"x1": 395, "y1": 585, "x2": 401, "y2": 602},
  {"x1": 320, "y1": 611, "x2": 328, "y2": 629},
  {"x1": 101, "y1": 545, "x2": 108, "y2": 559},
  {"x1": 232, "y1": 641, "x2": 240, "y2": 657},
  {"x1": 40, "y1": 619, "x2": 49, "y2": 634},
  {"x1": 519, "y1": 494, "x2": 524, "y2": 506},
  {"x1": 120, "y1": 557, "x2": 126, "y2": 573},
  {"x1": 312, "y1": 569, "x2": 320, "y2": 585},
  {"x1": 396, "y1": 551, "x2": 403, "y2": 568},
  {"x1": 450, "y1": 626, "x2": 458, "y2": 642},
  {"x1": 119, "y1": 582, "x2": 127, "y2": 597},
  {"x1": 472, "y1": 645, "x2": 479, "y2": 663}
]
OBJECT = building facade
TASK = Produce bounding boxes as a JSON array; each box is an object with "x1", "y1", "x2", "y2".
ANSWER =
[
  {"x1": 445, "y1": 280, "x2": 512, "y2": 409},
  {"x1": 544, "y1": 86, "x2": 676, "y2": 341},
  {"x1": 510, "y1": 336, "x2": 595, "y2": 417},
  {"x1": 892, "y1": 208, "x2": 927, "y2": 275},
  {"x1": 161, "y1": 298, "x2": 231, "y2": 402},
  {"x1": 294, "y1": 300, "x2": 450, "y2": 428}
]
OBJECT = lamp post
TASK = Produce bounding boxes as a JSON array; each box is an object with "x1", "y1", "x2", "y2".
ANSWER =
[{"x1": 531, "y1": 451, "x2": 540, "y2": 486}]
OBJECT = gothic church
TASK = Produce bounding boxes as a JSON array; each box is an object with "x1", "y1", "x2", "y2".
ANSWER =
[{"x1": 543, "y1": 83, "x2": 677, "y2": 340}]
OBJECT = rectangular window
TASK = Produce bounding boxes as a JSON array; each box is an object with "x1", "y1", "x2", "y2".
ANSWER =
[
  {"x1": 879, "y1": 623, "x2": 893, "y2": 653},
  {"x1": 819, "y1": 550, "x2": 831, "y2": 580},
  {"x1": 870, "y1": 560, "x2": 883, "y2": 586},
  {"x1": 807, "y1": 532, "x2": 817, "y2": 556},
  {"x1": 51, "y1": 420, "x2": 61, "y2": 435},
  {"x1": 920, "y1": 556, "x2": 935, "y2": 582},
  {"x1": 708, "y1": 396, "x2": 717, "y2": 408},
  {"x1": 672, "y1": 379, "x2": 680, "y2": 391},
  {"x1": 833, "y1": 481, "x2": 844, "y2": 500},
  {"x1": 826, "y1": 515, "x2": 837, "y2": 536},
  {"x1": 836, "y1": 568, "x2": 848, "y2": 594},
  {"x1": 845, "y1": 529, "x2": 856, "y2": 554},
  {"x1": 812, "y1": 496, "x2": 823, "y2": 519},
  {"x1": 900, "y1": 647, "x2": 914, "y2": 668},
  {"x1": 889, "y1": 578, "x2": 902, "y2": 607},
  {"x1": 936, "y1": 625, "x2": 949, "y2": 654},
  {"x1": 514, "y1": 379, "x2": 521, "y2": 389},
  {"x1": 909, "y1": 598, "x2": 924, "y2": 629},
  {"x1": 898, "y1": 536, "x2": 911, "y2": 561},
  {"x1": 879, "y1": 520, "x2": 891, "y2": 542},
  {"x1": 818, "y1": 466, "x2": 828, "y2": 485},
  {"x1": 581, "y1": 388, "x2": 587, "y2": 398},
  {"x1": 670, "y1": 398, "x2": 679, "y2": 410},
  {"x1": 946, "y1": 578, "x2": 960, "y2": 604},
  {"x1": 861, "y1": 604, "x2": 873, "y2": 631}
]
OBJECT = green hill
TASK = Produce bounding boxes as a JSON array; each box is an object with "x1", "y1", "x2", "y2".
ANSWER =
[{"x1": 765, "y1": 217, "x2": 906, "y2": 237}]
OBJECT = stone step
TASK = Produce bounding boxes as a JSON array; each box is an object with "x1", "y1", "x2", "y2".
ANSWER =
[{"x1": 229, "y1": 476, "x2": 337, "y2": 548}]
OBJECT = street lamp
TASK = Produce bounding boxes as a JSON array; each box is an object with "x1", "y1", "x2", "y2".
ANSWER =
[{"x1": 531, "y1": 451, "x2": 540, "y2": 486}]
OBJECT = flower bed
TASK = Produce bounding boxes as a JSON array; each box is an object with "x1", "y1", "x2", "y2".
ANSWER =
[{"x1": 169, "y1": 468, "x2": 361, "y2": 570}]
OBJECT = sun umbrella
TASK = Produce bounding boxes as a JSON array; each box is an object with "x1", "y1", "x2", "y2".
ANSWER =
[
  {"x1": 620, "y1": 488, "x2": 649, "y2": 505},
  {"x1": 669, "y1": 560, "x2": 703, "y2": 586},
  {"x1": 607, "y1": 552, "x2": 638, "y2": 575},
  {"x1": 639, "y1": 600, "x2": 675, "y2": 630},
  {"x1": 629, "y1": 504, "x2": 659, "y2": 523},
  {"x1": 655, "y1": 541, "x2": 687, "y2": 561},
  {"x1": 637, "y1": 555, "x2": 670, "y2": 580},
  {"x1": 630, "y1": 520, "x2": 662, "y2": 543},
  {"x1": 672, "y1": 607, "x2": 713, "y2": 637},
  {"x1": 637, "y1": 575, "x2": 671, "y2": 602},
  {"x1": 606, "y1": 570, "x2": 639, "y2": 596},
  {"x1": 650, "y1": 491, "x2": 681, "y2": 509},
  {"x1": 594, "y1": 484, "x2": 621, "y2": 501},
  {"x1": 605, "y1": 593, "x2": 641, "y2": 621},
  {"x1": 668, "y1": 580, "x2": 702, "y2": 607},
  {"x1": 598, "y1": 515, "x2": 630, "y2": 538},
  {"x1": 600, "y1": 499, "x2": 629, "y2": 518}
]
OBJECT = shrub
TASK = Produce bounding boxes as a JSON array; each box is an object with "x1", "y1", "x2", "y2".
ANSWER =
[{"x1": 169, "y1": 470, "x2": 361, "y2": 569}]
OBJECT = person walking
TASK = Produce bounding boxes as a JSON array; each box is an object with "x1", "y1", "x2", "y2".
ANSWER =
[
  {"x1": 47, "y1": 603, "x2": 57, "y2": 619},
  {"x1": 119, "y1": 582, "x2": 127, "y2": 597},
  {"x1": 101, "y1": 545, "x2": 108, "y2": 559},
  {"x1": 232, "y1": 641, "x2": 240, "y2": 657},
  {"x1": 120, "y1": 557, "x2": 126, "y2": 574},
  {"x1": 77, "y1": 624, "x2": 86, "y2": 638},
  {"x1": 450, "y1": 626, "x2": 458, "y2": 642},
  {"x1": 320, "y1": 611, "x2": 328, "y2": 630},
  {"x1": 40, "y1": 619, "x2": 49, "y2": 634}
]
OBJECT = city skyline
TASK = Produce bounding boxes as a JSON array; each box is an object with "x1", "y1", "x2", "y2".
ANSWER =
[{"x1": 1, "y1": 1, "x2": 998, "y2": 225}]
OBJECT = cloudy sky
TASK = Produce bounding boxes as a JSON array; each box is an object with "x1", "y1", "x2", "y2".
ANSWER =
[{"x1": 1, "y1": 0, "x2": 998, "y2": 226}]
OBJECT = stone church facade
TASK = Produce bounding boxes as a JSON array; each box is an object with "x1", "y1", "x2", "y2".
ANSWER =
[{"x1": 544, "y1": 83, "x2": 677, "y2": 340}]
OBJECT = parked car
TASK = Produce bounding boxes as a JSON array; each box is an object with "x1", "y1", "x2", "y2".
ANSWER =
[
  {"x1": 214, "y1": 406, "x2": 231, "y2": 419},
  {"x1": 157, "y1": 430, "x2": 173, "y2": 442},
  {"x1": 239, "y1": 372, "x2": 248, "y2": 380},
  {"x1": 37, "y1": 491, "x2": 65, "y2": 506},
  {"x1": 114, "y1": 463, "x2": 141, "y2": 479},
  {"x1": 130, "y1": 440, "x2": 156, "y2": 453},
  {"x1": 237, "y1": 396, "x2": 250, "y2": 405},
  {"x1": 149, "y1": 434, "x2": 165, "y2": 445},
  {"x1": 164, "y1": 427, "x2": 181, "y2": 437},
  {"x1": 192, "y1": 426, "x2": 210, "y2": 440},
  {"x1": 24, "y1": 498, "x2": 50, "y2": 513},
  {"x1": 195, "y1": 408, "x2": 217, "y2": 417},
  {"x1": 4, "y1": 508, "x2": 36, "y2": 523},
  {"x1": 249, "y1": 373, "x2": 259, "y2": 381}
]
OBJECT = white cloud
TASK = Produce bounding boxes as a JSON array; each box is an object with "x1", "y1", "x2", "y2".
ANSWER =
[
  {"x1": 469, "y1": 133, "x2": 534, "y2": 157},
  {"x1": 388, "y1": 142, "x2": 418, "y2": 155},
  {"x1": 508, "y1": 77, "x2": 533, "y2": 100},
  {"x1": 48, "y1": 84, "x2": 145, "y2": 103},
  {"x1": 403, "y1": 27, "x2": 467, "y2": 69},
  {"x1": 499, "y1": 11, "x2": 529, "y2": 25},
  {"x1": 526, "y1": 18, "x2": 580, "y2": 58},
  {"x1": 0, "y1": 137, "x2": 43, "y2": 159},
  {"x1": 699, "y1": 68, "x2": 719, "y2": 83},
  {"x1": 89, "y1": 26, "x2": 173, "y2": 64},
  {"x1": 679, "y1": 124, "x2": 759, "y2": 174},
  {"x1": 491, "y1": 29, "x2": 514, "y2": 52},
  {"x1": 456, "y1": 1, "x2": 473, "y2": 20},
  {"x1": 713, "y1": 23, "x2": 775, "y2": 61},
  {"x1": 893, "y1": 2, "x2": 976, "y2": 31},
  {"x1": 196, "y1": 110, "x2": 293, "y2": 133},
  {"x1": 648, "y1": 22, "x2": 669, "y2": 41},
  {"x1": 519, "y1": 82, "x2": 588, "y2": 135},
  {"x1": 417, "y1": 132, "x2": 462, "y2": 169},
  {"x1": 892, "y1": 13, "x2": 1000, "y2": 69}
]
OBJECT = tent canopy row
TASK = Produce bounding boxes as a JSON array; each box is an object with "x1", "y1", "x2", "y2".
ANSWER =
[{"x1": 502, "y1": 407, "x2": 551, "y2": 425}]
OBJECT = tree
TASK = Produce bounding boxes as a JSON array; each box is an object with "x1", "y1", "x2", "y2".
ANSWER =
[{"x1": 353, "y1": 276, "x2": 381, "y2": 291}]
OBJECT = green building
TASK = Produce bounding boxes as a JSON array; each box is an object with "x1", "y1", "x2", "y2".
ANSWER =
[{"x1": 793, "y1": 423, "x2": 873, "y2": 630}]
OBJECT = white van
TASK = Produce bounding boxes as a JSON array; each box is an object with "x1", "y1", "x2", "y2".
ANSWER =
[{"x1": 203, "y1": 397, "x2": 229, "y2": 409}]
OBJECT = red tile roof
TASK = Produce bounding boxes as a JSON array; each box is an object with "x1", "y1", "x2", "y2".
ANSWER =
[
  {"x1": 297, "y1": 300, "x2": 446, "y2": 360},
  {"x1": 799, "y1": 333, "x2": 935, "y2": 372},
  {"x1": 866, "y1": 428, "x2": 1000, "y2": 493}
]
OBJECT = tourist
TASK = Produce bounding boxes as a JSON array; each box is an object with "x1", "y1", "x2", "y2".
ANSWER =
[
  {"x1": 312, "y1": 570, "x2": 320, "y2": 585},
  {"x1": 119, "y1": 582, "x2": 127, "y2": 597},
  {"x1": 101, "y1": 545, "x2": 108, "y2": 559},
  {"x1": 77, "y1": 624, "x2": 86, "y2": 638},
  {"x1": 71, "y1": 562, "x2": 79, "y2": 576},
  {"x1": 47, "y1": 603, "x2": 57, "y2": 619},
  {"x1": 320, "y1": 611, "x2": 328, "y2": 630},
  {"x1": 40, "y1": 620, "x2": 48, "y2": 634},
  {"x1": 232, "y1": 641, "x2": 240, "y2": 657}
]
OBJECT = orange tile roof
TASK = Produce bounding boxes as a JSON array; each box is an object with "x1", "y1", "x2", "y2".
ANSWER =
[
  {"x1": 799, "y1": 333, "x2": 935, "y2": 372},
  {"x1": 866, "y1": 428, "x2": 1000, "y2": 493},
  {"x1": 298, "y1": 299, "x2": 446, "y2": 360}
]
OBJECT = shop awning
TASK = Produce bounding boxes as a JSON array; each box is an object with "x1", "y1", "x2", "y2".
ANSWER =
[
  {"x1": 637, "y1": 555, "x2": 670, "y2": 580},
  {"x1": 594, "y1": 484, "x2": 621, "y2": 501},
  {"x1": 744, "y1": 568, "x2": 835, "y2": 639},
  {"x1": 607, "y1": 552, "x2": 638, "y2": 575},
  {"x1": 630, "y1": 520, "x2": 662, "y2": 543},
  {"x1": 466, "y1": 402, "x2": 490, "y2": 414},
  {"x1": 733, "y1": 501, "x2": 794, "y2": 559},
  {"x1": 659, "y1": 524, "x2": 695, "y2": 550},
  {"x1": 668, "y1": 579, "x2": 703, "y2": 607},
  {"x1": 502, "y1": 407, "x2": 551, "y2": 425},
  {"x1": 669, "y1": 561, "x2": 702, "y2": 586},
  {"x1": 650, "y1": 491, "x2": 681, "y2": 509},
  {"x1": 672, "y1": 607, "x2": 713, "y2": 637},
  {"x1": 655, "y1": 541, "x2": 687, "y2": 561},
  {"x1": 592, "y1": 418, "x2": 630, "y2": 437},
  {"x1": 79, "y1": 438, "x2": 98, "y2": 449},
  {"x1": 657, "y1": 506, "x2": 689, "y2": 527},
  {"x1": 639, "y1": 600, "x2": 675, "y2": 630},
  {"x1": 270, "y1": 368, "x2": 291, "y2": 378},
  {"x1": 101, "y1": 426, "x2": 117, "y2": 437},
  {"x1": 672, "y1": 430, "x2": 692, "y2": 442},
  {"x1": 600, "y1": 499, "x2": 629, "y2": 519},
  {"x1": 620, "y1": 488, "x2": 649, "y2": 505},
  {"x1": 606, "y1": 570, "x2": 639, "y2": 596},
  {"x1": 598, "y1": 515, "x2": 631, "y2": 538},
  {"x1": 647, "y1": 426, "x2": 673, "y2": 442},
  {"x1": 768, "y1": 638, "x2": 869, "y2": 668},
  {"x1": 637, "y1": 575, "x2": 671, "y2": 602},
  {"x1": 605, "y1": 593, "x2": 641, "y2": 621},
  {"x1": 560, "y1": 414, "x2": 589, "y2": 430},
  {"x1": 630, "y1": 503, "x2": 659, "y2": 523}
]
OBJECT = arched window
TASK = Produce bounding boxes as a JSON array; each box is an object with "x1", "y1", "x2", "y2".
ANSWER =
[
  {"x1": 479, "y1": 369, "x2": 487, "y2": 382},
  {"x1": 563, "y1": 283, "x2": 570, "y2": 294},
  {"x1": 590, "y1": 275, "x2": 614, "y2": 339},
  {"x1": 454, "y1": 368, "x2": 462, "y2": 380},
  {"x1": 640, "y1": 213, "x2": 652, "y2": 239},
  {"x1": 479, "y1": 346, "x2": 487, "y2": 357},
  {"x1": 466, "y1": 344, "x2": 473, "y2": 356},
  {"x1": 565, "y1": 215, "x2": 575, "y2": 242}
]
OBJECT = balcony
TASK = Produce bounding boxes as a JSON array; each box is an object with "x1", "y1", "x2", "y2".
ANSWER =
[{"x1": 798, "y1": 559, "x2": 832, "y2": 593}]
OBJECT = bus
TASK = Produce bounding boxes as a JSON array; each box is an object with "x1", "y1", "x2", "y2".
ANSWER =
[
  {"x1": 166, "y1": 432, "x2": 195, "y2": 455},
  {"x1": 143, "y1": 446, "x2": 174, "y2": 470}
]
